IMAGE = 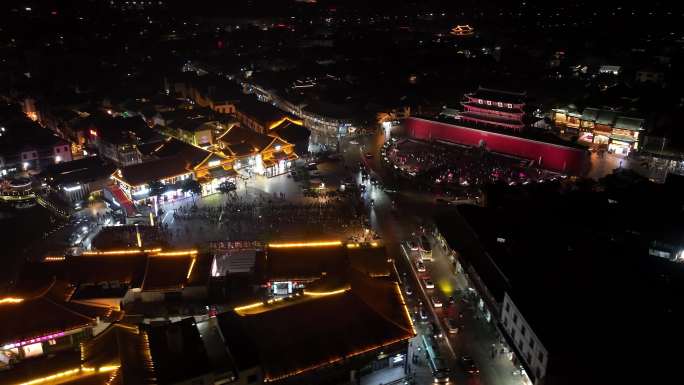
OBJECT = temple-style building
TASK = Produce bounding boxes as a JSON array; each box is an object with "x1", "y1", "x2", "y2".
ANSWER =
[
  {"x1": 409, "y1": 87, "x2": 589, "y2": 175},
  {"x1": 460, "y1": 87, "x2": 526, "y2": 132}
]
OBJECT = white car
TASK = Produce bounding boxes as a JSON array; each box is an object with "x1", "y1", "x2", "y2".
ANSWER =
[
  {"x1": 416, "y1": 261, "x2": 426, "y2": 272},
  {"x1": 423, "y1": 278, "x2": 435, "y2": 289},
  {"x1": 432, "y1": 296, "x2": 443, "y2": 308}
]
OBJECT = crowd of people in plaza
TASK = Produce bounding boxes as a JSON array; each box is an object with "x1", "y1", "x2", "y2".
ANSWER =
[
  {"x1": 169, "y1": 192, "x2": 368, "y2": 241},
  {"x1": 387, "y1": 140, "x2": 556, "y2": 191}
]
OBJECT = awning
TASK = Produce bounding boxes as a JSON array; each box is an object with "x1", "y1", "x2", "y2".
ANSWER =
[{"x1": 609, "y1": 134, "x2": 637, "y2": 143}]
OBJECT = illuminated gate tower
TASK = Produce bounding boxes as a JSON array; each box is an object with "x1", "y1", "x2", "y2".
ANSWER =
[{"x1": 460, "y1": 87, "x2": 526, "y2": 132}]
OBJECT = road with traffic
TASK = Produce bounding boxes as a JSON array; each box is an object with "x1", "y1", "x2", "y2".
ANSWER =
[{"x1": 336, "y1": 130, "x2": 526, "y2": 385}]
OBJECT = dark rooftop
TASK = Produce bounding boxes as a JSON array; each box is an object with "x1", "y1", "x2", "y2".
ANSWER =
[
  {"x1": 0, "y1": 279, "x2": 116, "y2": 347},
  {"x1": 41, "y1": 156, "x2": 115, "y2": 187},
  {"x1": 218, "y1": 271, "x2": 414, "y2": 382},
  {"x1": 147, "y1": 318, "x2": 213, "y2": 385},
  {"x1": 235, "y1": 96, "x2": 288, "y2": 126},
  {"x1": 468, "y1": 87, "x2": 527, "y2": 104}
]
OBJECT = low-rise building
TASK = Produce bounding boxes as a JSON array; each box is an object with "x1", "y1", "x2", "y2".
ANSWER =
[
  {"x1": 85, "y1": 115, "x2": 164, "y2": 166},
  {"x1": 0, "y1": 278, "x2": 122, "y2": 372},
  {"x1": 254, "y1": 241, "x2": 392, "y2": 295},
  {"x1": 235, "y1": 96, "x2": 295, "y2": 134},
  {"x1": 551, "y1": 106, "x2": 644, "y2": 155},
  {"x1": 0, "y1": 103, "x2": 72, "y2": 175},
  {"x1": 111, "y1": 137, "x2": 233, "y2": 203},
  {"x1": 216, "y1": 125, "x2": 298, "y2": 178},
  {"x1": 41, "y1": 156, "x2": 116, "y2": 204}
]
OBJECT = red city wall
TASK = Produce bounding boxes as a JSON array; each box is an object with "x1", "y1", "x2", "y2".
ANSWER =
[{"x1": 407, "y1": 117, "x2": 588, "y2": 175}]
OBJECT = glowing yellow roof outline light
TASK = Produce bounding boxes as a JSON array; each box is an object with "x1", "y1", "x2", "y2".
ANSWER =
[
  {"x1": 233, "y1": 302, "x2": 265, "y2": 312},
  {"x1": 186, "y1": 258, "x2": 196, "y2": 280},
  {"x1": 16, "y1": 364, "x2": 116, "y2": 385},
  {"x1": 19, "y1": 368, "x2": 82, "y2": 385},
  {"x1": 0, "y1": 297, "x2": 24, "y2": 304},
  {"x1": 82, "y1": 249, "x2": 144, "y2": 256},
  {"x1": 303, "y1": 287, "x2": 350, "y2": 297},
  {"x1": 394, "y1": 283, "x2": 417, "y2": 335},
  {"x1": 155, "y1": 250, "x2": 198, "y2": 257},
  {"x1": 97, "y1": 365, "x2": 120, "y2": 373},
  {"x1": 135, "y1": 225, "x2": 142, "y2": 248},
  {"x1": 268, "y1": 116, "x2": 304, "y2": 131},
  {"x1": 268, "y1": 241, "x2": 342, "y2": 248}
]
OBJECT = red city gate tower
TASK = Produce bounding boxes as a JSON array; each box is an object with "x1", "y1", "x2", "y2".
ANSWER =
[{"x1": 408, "y1": 87, "x2": 589, "y2": 175}]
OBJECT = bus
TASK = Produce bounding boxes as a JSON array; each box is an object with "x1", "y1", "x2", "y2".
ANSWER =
[
  {"x1": 419, "y1": 236, "x2": 433, "y2": 261},
  {"x1": 421, "y1": 335, "x2": 450, "y2": 383}
]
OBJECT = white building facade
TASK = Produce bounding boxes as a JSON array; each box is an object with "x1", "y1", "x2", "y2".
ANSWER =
[{"x1": 500, "y1": 292, "x2": 548, "y2": 383}]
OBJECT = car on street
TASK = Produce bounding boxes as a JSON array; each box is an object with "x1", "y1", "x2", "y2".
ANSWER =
[
  {"x1": 448, "y1": 296, "x2": 456, "y2": 305},
  {"x1": 445, "y1": 318, "x2": 459, "y2": 334},
  {"x1": 416, "y1": 261, "x2": 426, "y2": 272},
  {"x1": 383, "y1": 185, "x2": 398, "y2": 193},
  {"x1": 408, "y1": 240, "x2": 419, "y2": 251},
  {"x1": 370, "y1": 177, "x2": 379, "y2": 185},
  {"x1": 431, "y1": 296, "x2": 442, "y2": 308},
  {"x1": 365, "y1": 153, "x2": 374, "y2": 159},
  {"x1": 306, "y1": 162, "x2": 318, "y2": 170},
  {"x1": 423, "y1": 278, "x2": 435, "y2": 289},
  {"x1": 460, "y1": 356, "x2": 480, "y2": 375},
  {"x1": 430, "y1": 322, "x2": 443, "y2": 339},
  {"x1": 405, "y1": 285, "x2": 413, "y2": 296},
  {"x1": 419, "y1": 307, "x2": 429, "y2": 321}
]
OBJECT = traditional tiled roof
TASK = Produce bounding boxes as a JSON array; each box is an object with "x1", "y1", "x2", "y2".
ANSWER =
[
  {"x1": 38, "y1": 249, "x2": 200, "y2": 295},
  {"x1": 261, "y1": 243, "x2": 347, "y2": 281},
  {"x1": 580, "y1": 108, "x2": 600, "y2": 121},
  {"x1": 116, "y1": 138, "x2": 214, "y2": 186},
  {"x1": 218, "y1": 125, "x2": 283, "y2": 157},
  {"x1": 614, "y1": 116, "x2": 644, "y2": 131},
  {"x1": 0, "y1": 279, "x2": 117, "y2": 347},
  {"x1": 468, "y1": 87, "x2": 526, "y2": 104},
  {"x1": 236, "y1": 96, "x2": 287, "y2": 126},
  {"x1": 218, "y1": 271, "x2": 414, "y2": 382},
  {"x1": 595, "y1": 110, "x2": 618, "y2": 125}
]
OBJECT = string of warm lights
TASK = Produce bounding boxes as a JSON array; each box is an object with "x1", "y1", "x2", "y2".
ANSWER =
[
  {"x1": 186, "y1": 258, "x2": 197, "y2": 279},
  {"x1": 17, "y1": 364, "x2": 120, "y2": 385},
  {"x1": 302, "y1": 288, "x2": 350, "y2": 297},
  {"x1": 268, "y1": 241, "x2": 342, "y2": 248},
  {"x1": 0, "y1": 297, "x2": 24, "y2": 304}
]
